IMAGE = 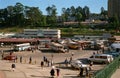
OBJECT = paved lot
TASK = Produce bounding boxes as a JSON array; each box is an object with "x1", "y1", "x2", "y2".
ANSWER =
[
  {"x1": 111, "y1": 68, "x2": 120, "y2": 78},
  {"x1": 0, "y1": 48, "x2": 106, "y2": 78}
]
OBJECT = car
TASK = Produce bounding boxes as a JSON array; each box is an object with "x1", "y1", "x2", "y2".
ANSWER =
[
  {"x1": 70, "y1": 60, "x2": 87, "y2": 69},
  {"x1": 88, "y1": 54, "x2": 114, "y2": 64},
  {"x1": 3, "y1": 55, "x2": 16, "y2": 61}
]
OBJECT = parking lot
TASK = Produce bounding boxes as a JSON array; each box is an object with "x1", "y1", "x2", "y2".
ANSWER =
[{"x1": 0, "y1": 46, "x2": 107, "y2": 78}]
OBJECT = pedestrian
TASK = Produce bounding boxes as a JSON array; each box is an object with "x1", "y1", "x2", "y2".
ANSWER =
[
  {"x1": 64, "y1": 58, "x2": 68, "y2": 67},
  {"x1": 47, "y1": 60, "x2": 50, "y2": 67},
  {"x1": 29, "y1": 57, "x2": 32, "y2": 64},
  {"x1": 43, "y1": 56, "x2": 46, "y2": 62},
  {"x1": 50, "y1": 68, "x2": 55, "y2": 78},
  {"x1": 69, "y1": 56, "x2": 72, "y2": 63},
  {"x1": 56, "y1": 68, "x2": 60, "y2": 77},
  {"x1": 20, "y1": 56, "x2": 22, "y2": 63},
  {"x1": 45, "y1": 57, "x2": 48, "y2": 65},
  {"x1": 51, "y1": 60, "x2": 54, "y2": 66},
  {"x1": 15, "y1": 56, "x2": 18, "y2": 63},
  {"x1": 1, "y1": 53, "x2": 4, "y2": 60},
  {"x1": 11, "y1": 63, "x2": 16, "y2": 71},
  {"x1": 41, "y1": 61, "x2": 44, "y2": 69},
  {"x1": 79, "y1": 67, "x2": 84, "y2": 77},
  {"x1": 85, "y1": 67, "x2": 89, "y2": 77}
]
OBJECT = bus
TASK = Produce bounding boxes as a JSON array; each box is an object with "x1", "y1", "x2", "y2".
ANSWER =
[
  {"x1": 50, "y1": 42, "x2": 69, "y2": 53},
  {"x1": 14, "y1": 43, "x2": 31, "y2": 51}
]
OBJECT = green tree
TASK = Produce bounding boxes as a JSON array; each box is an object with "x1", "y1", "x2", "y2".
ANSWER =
[
  {"x1": 65, "y1": 8, "x2": 71, "y2": 21},
  {"x1": 14, "y1": 2, "x2": 25, "y2": 26},
  {"x1": 70, "y1": 6, "x2": 76, "y2": 21},
  {"x1": 83, "y1": 6, "x2": 90, "y2": 20},
  {"x1": 6, "y1": 6, "x2": 15, "y2": 26},
  {"x1": 61, "y1": 8, "x2": 66, "y2": 22},
  {"x1": 26, "y1": 7, "x2": 43, "y2": 27},
  {"x1": 75, "y1": 6, "x2": 83, "y2": 22},
  {"x1": 46, "y1": 5, "x2": 57, "y2": 26},
  {"x1": 0, "y1": 8, "x2": 8, "y2": 26},
  {"x1": 100, "y1": 7, "x2": 108, "y2": 21}
]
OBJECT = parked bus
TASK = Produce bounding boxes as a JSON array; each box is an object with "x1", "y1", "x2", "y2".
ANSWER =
[
  {"x1": 14, "y1": 43, "x2": 31, "y2": 51},
  {"x1": 50, "y1": 42, "x2": 69, "y2": 53}
]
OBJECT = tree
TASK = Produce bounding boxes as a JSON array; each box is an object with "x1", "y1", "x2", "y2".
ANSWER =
[
  {"x1": 61, "y1": 8, "x2": 66, "y2": 22},
  {"x1": 46, "y1": 6, "x2": 52, "y2": 16},
  {"x1": 100, "y1": 7, "x2": 108, "y2": 21},
  {"x1": 83, "y1": 6, "x2": 90, "y2": 20},
  {"x1": 75, "y1": 6, "x2": 83, "y2": 22},
  {"x1": 14, "y1": 2, "x2": 25, "y2": 26},
  {"x1": 114, "y1": 15, "x2": 120, "y2": 30},
  {"x1": 70, "y1": 6, "x2": 76, "y2": 21},
  {"x1": 26, "y1": 7, "x2": 43, "y2": 26},
  {"x1": 0, "y1": 8, "x2": 8, "y2": 26},
  {"x1": 65, "y1": 8, "x2": 71, "y2": 21},
  {"x1": 46, "y1": 5, "x2": 57, "y2": 26}
]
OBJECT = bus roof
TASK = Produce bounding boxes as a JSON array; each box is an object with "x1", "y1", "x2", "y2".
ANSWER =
[{"x1": 15, "y1": 43, "x2": 30, "y2": 47}]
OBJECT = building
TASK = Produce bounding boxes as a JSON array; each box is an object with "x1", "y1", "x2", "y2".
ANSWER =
[
  {"x1": 108, "y1": 0, "x2": 120, "y2": 19},
  {"x1": 23, "y1": 29, "x2": 61, "y2": 38},
  {"x1": 23, "y1": 29, "x2": 42, "y2": 38},
  {"x1": 0, "y1": 33, "x2": 16, "y2": 38},
  {"x1": 42, "y1": 29, "x2": 61, "y2": 38}
]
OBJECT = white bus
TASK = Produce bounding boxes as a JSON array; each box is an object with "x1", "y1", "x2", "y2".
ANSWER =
[
  {"x1": 50, "y1": 42, "x2": 69, "y2": 53},
  {"x1": 14, "y1": 43, "x2": 31, "y2": 51}
]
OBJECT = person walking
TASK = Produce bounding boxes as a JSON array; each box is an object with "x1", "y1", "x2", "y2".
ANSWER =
[
  {"x1": 47, "y1": 60, "x2": 50, "y2": 67},
  {"x1": 56, "y1": 68, "x2": 60, "y2": 77},
  {"x1": 11, "y1": 63, "x2": 16, "y2": 71},
  {"x1": 29, "y1": 57, "x2": 32, "y2": 64},
  {"x1": 20, "y1": 56, "x2": 22, "y2": 63},
  {"x1": 50, "y1": 68, "x2": 55, "y2": 78},
  {"x1": 43, "y1": 56, "x2": 46, "y2": 62},
  {"x1": 51, "y1": 59, "x2": 54, "y2": 66},
  {"x1": 79, "y1": 67, "x2": 84, "y2": 77},
  {"x1": 15, "y1": 56, "x2": 18, "y2": 63},
  {"x1": 41, "y1": 61, "x2": 44, "y2": 69},
  {"x1": 64, "y1": 58, "x2": 69, "y2": 67},
  {"x1": 1, "y1": 52, "x2": 4, "y2": 60},
  {"x1": 69, "y1": 56, "x2": 72, "y2": 63}
]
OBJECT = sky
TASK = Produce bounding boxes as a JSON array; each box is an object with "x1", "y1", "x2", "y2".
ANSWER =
[{"x1": 0, "y1": 0, "x2": 108, "y2": 15}]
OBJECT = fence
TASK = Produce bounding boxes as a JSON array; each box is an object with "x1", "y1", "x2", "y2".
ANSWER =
[{"x1": 92, "y1": 56, "x2": 120, "y2": 78}]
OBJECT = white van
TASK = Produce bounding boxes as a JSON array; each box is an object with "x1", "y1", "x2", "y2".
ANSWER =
[{"x1": 88, "y1": 54, "x2": 113, "y2": 64}]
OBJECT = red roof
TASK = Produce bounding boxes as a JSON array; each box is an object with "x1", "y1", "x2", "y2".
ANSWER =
[{"x1": 0, "y1": 38, "x2": 38, "y2": 43}]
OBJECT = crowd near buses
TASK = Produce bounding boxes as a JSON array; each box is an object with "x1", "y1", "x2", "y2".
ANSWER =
[{"x1": 0, "y1": 29, "x2": 120, "y2": 77}]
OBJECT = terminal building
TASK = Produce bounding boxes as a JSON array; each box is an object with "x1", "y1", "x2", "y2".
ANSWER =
[{"x1": 23, "y1": 29, "x2": 61, "y2": 38}]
